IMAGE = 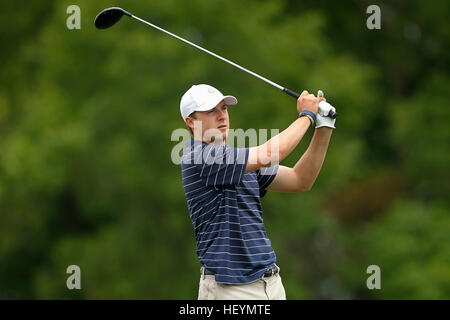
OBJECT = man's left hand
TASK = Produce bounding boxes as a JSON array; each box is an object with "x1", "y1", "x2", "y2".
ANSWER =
[{"x1": 316, "y1": 91, "x2": 336, "y2": 129}]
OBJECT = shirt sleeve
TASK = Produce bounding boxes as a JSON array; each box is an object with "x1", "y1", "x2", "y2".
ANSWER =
[
  {"x1": 195, "y1": 143, "x2": 249, "y2": 187},
  {"x1": 256, "y1": 164, "x2": 279, "y2": 198}
]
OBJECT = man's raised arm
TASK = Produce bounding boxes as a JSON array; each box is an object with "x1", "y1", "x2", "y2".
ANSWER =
[
  {"x1": 267, "y1": 99, "x2": 336, "y2": 192},
  {"x1": 246, "y1": 90, "x2": 322, "y2": 172}
]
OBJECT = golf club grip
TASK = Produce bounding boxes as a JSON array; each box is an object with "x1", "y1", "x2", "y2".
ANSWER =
[
  {"x1": 284, "y1": 88, "x2": 337, "y2": 119},
  {"x1": 283, "y1": 88, "x2": 300, "y2": 99},
  {"x1": 328, "y1": 109, "x2": 337, "y2": 119}
]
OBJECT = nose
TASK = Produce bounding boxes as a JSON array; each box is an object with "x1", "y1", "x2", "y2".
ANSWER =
[{"x1": 217, "y1": 107, "x2": 227, "y2": 120}]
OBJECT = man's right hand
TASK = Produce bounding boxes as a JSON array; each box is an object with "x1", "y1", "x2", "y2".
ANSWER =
[{"x1": 296, "y1": 90, "x2": 320, "y2": 115}]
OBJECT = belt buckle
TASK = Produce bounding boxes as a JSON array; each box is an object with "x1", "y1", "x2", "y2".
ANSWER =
[{"x1": 262, "y1": 266, "x2": 274, "y2": 280}]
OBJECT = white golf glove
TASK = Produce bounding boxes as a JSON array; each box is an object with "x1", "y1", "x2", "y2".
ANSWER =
[{"x1": 316, "y1": 90, "x2": 336, "y2": 129}]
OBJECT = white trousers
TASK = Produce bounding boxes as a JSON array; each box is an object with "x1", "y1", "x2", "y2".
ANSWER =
[{"x1": 198, "y1": 271, "x2": 287, "y2": 300}]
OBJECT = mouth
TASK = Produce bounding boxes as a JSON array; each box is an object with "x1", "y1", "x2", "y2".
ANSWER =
[{"x1": 218, "y1": 125, "x2": 227, "y2": 129}]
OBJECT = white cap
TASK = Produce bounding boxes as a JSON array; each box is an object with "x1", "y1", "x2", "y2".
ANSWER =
[{"x1": 180, "y1": 84, "x2": 238, "y2": 122}]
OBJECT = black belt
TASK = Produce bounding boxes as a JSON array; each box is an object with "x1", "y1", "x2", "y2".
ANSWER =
[{"x1": 200, "y1": 265, "x2": 279, "y2": 278}]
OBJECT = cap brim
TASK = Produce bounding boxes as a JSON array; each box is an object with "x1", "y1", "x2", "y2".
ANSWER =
[
  {"x1": 223, "y1": 95, "x2": 238, "y2": 105},
  {"x1": 195, "y1": 95, "x2": 238, "y2": 113}
]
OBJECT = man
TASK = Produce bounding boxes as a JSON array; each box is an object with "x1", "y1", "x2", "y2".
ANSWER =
[{"x1": 179, "y1": 84, "x2": 335, "y2": 300}]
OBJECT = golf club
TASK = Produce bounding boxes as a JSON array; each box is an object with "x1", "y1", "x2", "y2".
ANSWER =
[{"x1": 94, "y1": 7, "x2": 337, "y2": 119}]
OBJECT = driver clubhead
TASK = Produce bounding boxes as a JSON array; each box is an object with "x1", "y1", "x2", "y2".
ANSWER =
[{"x1": 94, "y1": 7, "x2": 131, "y2": 29}]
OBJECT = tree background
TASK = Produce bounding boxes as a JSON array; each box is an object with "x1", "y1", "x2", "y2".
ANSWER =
[{"x1": 0, "y1": 0, "x2": 448, "y2": 299}]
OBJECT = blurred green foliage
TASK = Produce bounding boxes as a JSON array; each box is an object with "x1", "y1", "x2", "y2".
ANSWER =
[{"x1": 0, "y1": 0, "x2": 448, "y2": 299}]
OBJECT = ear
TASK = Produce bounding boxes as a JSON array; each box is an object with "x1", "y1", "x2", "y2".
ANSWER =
[{"x1": 185, "y1": 117, "x2": 194, "y2": 131}]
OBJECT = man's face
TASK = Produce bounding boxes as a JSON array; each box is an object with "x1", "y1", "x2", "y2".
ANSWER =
[{"x1": 187, "y1": 100, "x2": 229, "y2": 144}]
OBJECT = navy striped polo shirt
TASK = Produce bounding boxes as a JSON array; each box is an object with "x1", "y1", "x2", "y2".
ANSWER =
[{"x1": 180, "y1": 139, "x2": 279, "y2": 284}]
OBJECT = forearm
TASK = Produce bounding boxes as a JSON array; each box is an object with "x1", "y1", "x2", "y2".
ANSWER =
[
  {"x1": 293, "y1": 127, "x2": 333, "y2": 189},
  {"x1": 246, "y1": 116, "x2": 311, "y2": 171},
  {"x1": 263, "y1": 116, "x2": 311, "y2": 164}
]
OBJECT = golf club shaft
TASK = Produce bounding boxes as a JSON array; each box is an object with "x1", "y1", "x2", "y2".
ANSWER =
[
  {"x1": 131, "y1": 15, "x2": 295, "y2": 97},
  {"x1": 128, "y1": 13, "x2": 336, "y2": 118}
]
